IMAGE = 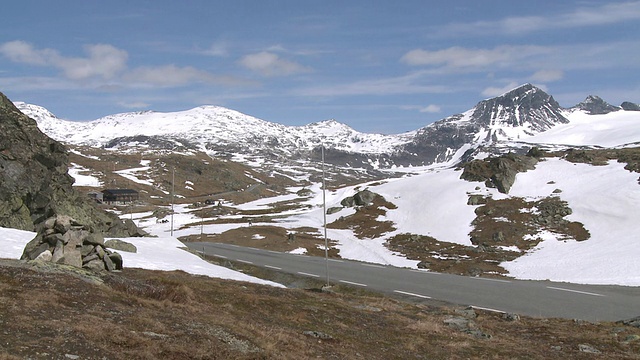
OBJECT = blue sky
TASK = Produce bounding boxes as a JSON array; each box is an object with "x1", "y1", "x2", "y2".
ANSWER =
[{"x1": 1, "y1": 1, "x2": 639, "y2": 133}]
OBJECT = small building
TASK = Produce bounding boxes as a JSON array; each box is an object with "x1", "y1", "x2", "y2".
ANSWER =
[
  {"x1": 101, "y1": 189, "x2": 139, "y2": 204},
  {"x1": 87, "y1": 191, "x2": 104, "y2": 203}
]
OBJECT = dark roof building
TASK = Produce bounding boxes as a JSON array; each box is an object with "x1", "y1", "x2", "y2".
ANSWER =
[{"x1": 101, "y1": 189, "x2": 139, "y2": 203}]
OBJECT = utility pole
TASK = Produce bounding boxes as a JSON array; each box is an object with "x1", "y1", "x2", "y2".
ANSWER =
[
  {"x1": 322, "y1": 145, "x2": 329, "y2": 288},
  {"x1": 171, "y1": 167, "x2": 175, "y2": 237}
]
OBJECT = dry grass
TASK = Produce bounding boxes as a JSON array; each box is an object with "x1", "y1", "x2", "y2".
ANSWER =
[
  {"x1": 1, "y1": 259, "x2": 639, "y2": 359},
  {"x1": 181, "y1": 225, "x2": 340, "y2": 258},
  {"x1": 327, "y1": 194, "x2": 397, "y2": 239}
]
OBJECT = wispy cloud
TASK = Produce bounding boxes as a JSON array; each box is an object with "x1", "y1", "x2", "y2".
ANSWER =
[
  {"x1": 117, "y1": 101, "x2": 150, "y2": 109},
  {"x1": 481, "y1": 82, "x2": 521, "y2": 97},
  {"x1": 203, "y1": 40, "x2": 229, "y2": 57},
  {"x1": 530, "y1": 69, "x2": 564, "y2": 82},
  {"x1": 0, "y1": 40, "x2": 252, "y2": 90},
  {"x1": 419, "y1": 104, "x2": 442, "y2": 113},
  {"x1": 239, "y1": 51, "x2": 311, "y2": 77},
  {"x1": 295, "y1": 72, "x2": 450, "y2": 97},
  {"x1": 401, "y1": 45, "x2": 551, "y2": 70},
  {"x1": 0, "y1": 40, "x2": 128, "y2": 80},
  {"x1": 401, "y1": 41, "x2": 640, "y2": 74},
  {"x1": 123, "y1": 65, "x2": 215, "y2": 87},
  {"x1": 437, "y1": 1, "x2": 640, "y2": 37}
]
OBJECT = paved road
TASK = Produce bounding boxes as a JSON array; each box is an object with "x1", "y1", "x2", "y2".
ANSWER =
[{"x1": 187, "y1": 242, "x2": 640, "y2": 322}]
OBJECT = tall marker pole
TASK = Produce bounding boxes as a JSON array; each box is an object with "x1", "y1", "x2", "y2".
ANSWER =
[
  {"x1": 171, "y1": 167, "x2": 175, "y2": 237},
  {"x1": 322, "y1": 145, "x2": 329, "y2": 287}
]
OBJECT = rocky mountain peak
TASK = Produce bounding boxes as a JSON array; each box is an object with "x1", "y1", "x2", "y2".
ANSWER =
[
  {"x1": 574, "y1": 95, "x2": 620, "y2": 115},
  {"x1": 470, "y1": 84, "x2": 568, "y2": 132}
]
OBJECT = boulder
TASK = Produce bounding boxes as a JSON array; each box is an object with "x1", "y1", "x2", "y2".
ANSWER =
[
  {"x1": 103, "y1": 254, "x2": 116, "y2": 272},
  {"x1": 461, "y1": 152, "x2": 538, "y2": 194},
  {"x1": 51, "y1": 241, "x2": 65, "y2": 263},
  {"x1": 108, "y1": 252, "x2": 123, "y2": 270},
  {"x1": 34, "y1": 250, "x2": 52, "y2": 262},
  {"x1": 104, "y1": 239, "x2": 137, "y2": 253},
  {"x1": 341, "y1": 189, "x2": 377, "y2": 207},
  {"x1": 60, "y1": 248, "x2": 83, "y2": 268},
  {"x1": 54, "y1": 215, "x2": 73, "y2": 234}
]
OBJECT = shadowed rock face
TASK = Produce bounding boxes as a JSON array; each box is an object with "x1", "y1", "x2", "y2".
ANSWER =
[
  {"x1": 574, "y1": 95, "x2": 621, "y2": 115},
  {"x1": 0, "y1": 92, "x2": 141, "y2": 236}
]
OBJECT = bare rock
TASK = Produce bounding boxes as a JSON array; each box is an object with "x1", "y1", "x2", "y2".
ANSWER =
[
  {"x1": 103, "y1": 254, "x2": 116, "y2": 272},
  {"x1": 60, "y1": 248, "x2": 83, "y2": 268},
  {"x1": 578, "y1": 344, "x2": 600, "y2": 354},
  {"x1": 104, "y1": 239, "x2": 137, "y2": 253},
  {"x1": 54, "y1": 215, "x2": 74, "y2": 234},
  {"x1": 51, "y1": 241, "x2": 65, "y2": 263},
  {"x1": 108, "y1": 252, "x2": 123, "y2": 270},
  {"x1": 34, "y1": 250, "x2": 52, "y2": 262}
]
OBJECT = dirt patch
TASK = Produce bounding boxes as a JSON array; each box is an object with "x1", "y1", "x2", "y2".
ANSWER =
[
  {"x1": 1, "y1": 259, "x2": 639, "y2": 359},
  {"x1": 559, "y1": 147, "x2": 640, "y2": 174},
  {"x1": 328, "y1": 194, "x2": 397, "y2": 239},
  {"x1": 181, "y1": 225, "x2": 340, "y2": 258},
  {"x1": 386, "y1": 233, "x2": 517, "y2": 276}
]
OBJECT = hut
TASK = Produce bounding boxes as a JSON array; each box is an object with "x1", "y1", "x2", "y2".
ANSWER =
[{"x1": 101, "y1": 189, "x2": 139, "y2": 204}]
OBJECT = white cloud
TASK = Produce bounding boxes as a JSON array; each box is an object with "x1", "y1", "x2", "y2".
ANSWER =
[
  {"x1": 0, "y1": 40, "x2": 252, "y2": 89},
  {"x1": 481, "y1": 82, "x2": 520, "y2": 97},
  {"x1": 419, "y1": 104, "x2": 441, "y2": 113},
  {"x1": 239, "y1": 51, "x2": 311, "y2": 77},
  {"x1": 0, "y1": 41, "x2": 127, "y2": 80},
  {"x1": 530, "y1": 69, "x2": 564, "y2": 82},
  {"x1": 124, "y1": 65, "x2": 215, "y2": 87},
  {"x1": 0, "y1": 40, "x2": 56, "y2": 65},
  {"x1": 59, "y1": 44, "x2": 128, "y2": 80},
  {"x1": 438, "y1": 2, "x2": 640, "y2": 37},
  {"x1": 203, "y1": 41, "x2": 228, "y2": 57},
  {"x1": 295, "y1": 72, "x2": 450, "y2": 97},
  {"x1": 401, "y1": 45, "x2": 550, "y2": 69},
  {"x1": 118, "y1": 101, "x2": 150, "y2": 109}
]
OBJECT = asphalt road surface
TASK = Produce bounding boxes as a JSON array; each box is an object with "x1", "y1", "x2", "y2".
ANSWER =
[{"x1": 187, "y1": 242, "x2": 640, "y2": 322}]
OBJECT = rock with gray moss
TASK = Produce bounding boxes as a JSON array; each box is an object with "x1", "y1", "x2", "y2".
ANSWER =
[{"x1": 104, "y1": 239, "x2": 137, "y2": 253}]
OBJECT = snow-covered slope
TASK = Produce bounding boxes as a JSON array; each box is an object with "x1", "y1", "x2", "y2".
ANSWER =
[
  {"x1": 14, "y1": 103, "x2": 413, "y2": 155},
  {"x1": 15, "y1": 84, "x2": 640, "y2": 169},
  {"x1": 522, "y1": 110, "x2": 640, "y2": 148},
  {"x1": 0, "y1": 226, "x2": 282, "y2": 287},
  {"x1": 8, "y1": 85, "x2": 640, "y2": 287}
]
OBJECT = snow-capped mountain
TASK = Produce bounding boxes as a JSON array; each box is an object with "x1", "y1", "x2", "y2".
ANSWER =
[
  {"x1": 15, "y1": 84, "x2": 640, "y2": 169},
  {"x1": 6, "y1": 87, "x2": 640, "y2": 287}
]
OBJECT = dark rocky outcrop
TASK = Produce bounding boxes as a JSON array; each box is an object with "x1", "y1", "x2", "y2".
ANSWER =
[
  {"x1": 341, "y1": 189, "x2": 376, "y2": 207},
  {"x1": 460, "y1": 152, "x2": 539, "y2": 193},
  {"x1": 21, "y1": 215, "x2": 123, "y2": 272},
  {"x1": 0, "y1": 91, "x2": 142, "y2": 236},
  {"x1": 621, "y1": 101, "x2": 640, "y2": 111},
  {"x1": 573, "y1": 95, "x2": 620, "y2": 115}
]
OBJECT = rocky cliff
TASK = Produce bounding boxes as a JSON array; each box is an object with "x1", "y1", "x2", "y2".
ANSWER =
[{"x1": 0, "y1": 91, "x2": 141, "y2": 236}]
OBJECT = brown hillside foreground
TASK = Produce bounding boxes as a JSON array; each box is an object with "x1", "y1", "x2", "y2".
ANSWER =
[{"x1": 0, "y1": 258, "x2": 639, "y2": 360}]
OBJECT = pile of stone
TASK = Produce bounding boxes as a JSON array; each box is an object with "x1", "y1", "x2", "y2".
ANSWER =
[{"x1": 21, "y1": 215, "x2": 123, "y2": 272}]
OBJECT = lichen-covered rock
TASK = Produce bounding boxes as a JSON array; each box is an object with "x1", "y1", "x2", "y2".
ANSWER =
[
  {"x1": 104, "y1": 239, "x2": 137, "y2": 253},
  {"x1": 341, "y1": 190, "x2": 377, "y2": 207}
]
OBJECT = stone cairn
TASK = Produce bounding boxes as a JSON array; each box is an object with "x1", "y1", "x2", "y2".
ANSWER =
[{"x1": 21, "y1": 215, "x2": 123, "y2": 272}]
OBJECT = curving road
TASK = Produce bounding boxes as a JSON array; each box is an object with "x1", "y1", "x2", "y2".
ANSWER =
[{"x1": 187, "y1": 242, "x2": 640, "y2": 322}]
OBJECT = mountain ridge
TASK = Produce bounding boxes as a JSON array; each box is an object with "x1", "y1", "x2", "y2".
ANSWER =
[{"x1": 14, "y1": 84, "x2": 640, "y2": 170}]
